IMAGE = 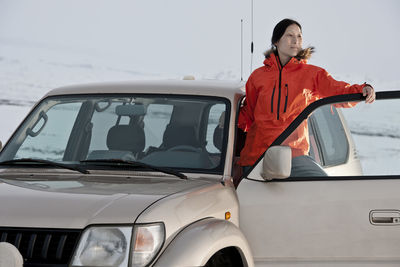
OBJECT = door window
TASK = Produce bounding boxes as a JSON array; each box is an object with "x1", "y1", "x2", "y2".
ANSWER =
[
  {"x1": 246, "y1": 93, "x2": 400, "y2": 180},
  {"x1": 308, "y1": 105, "x2": 349, "y2": 167},
  {"x1": 341, "y1": 98, "x2": 400, "y2": 175}
]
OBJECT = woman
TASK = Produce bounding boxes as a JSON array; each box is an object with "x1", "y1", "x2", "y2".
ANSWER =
[{"x1": 238, "y1": 18, "x2": 375, "y2": 174}]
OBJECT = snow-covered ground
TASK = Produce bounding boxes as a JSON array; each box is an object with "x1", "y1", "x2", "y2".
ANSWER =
[
  {"x1": 341, "y1": 100, "x2": 400, "y2": 175},
  {"x1": 0, "y1": 41, "x2": 399, "y2": 176},
  {"x1": 0, "y1": 42, "x2": 176, "y2": 143},
  {"x1": 0, "y1": 40, "x2": 242, "y2": 141}
]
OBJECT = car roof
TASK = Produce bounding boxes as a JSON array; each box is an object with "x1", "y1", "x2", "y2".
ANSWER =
[{"x1": 44, "y1": 80, "x2": 245, "y2": 100}]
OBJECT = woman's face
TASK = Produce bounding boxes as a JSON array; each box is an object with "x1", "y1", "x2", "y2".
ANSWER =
[{"x1": 275, "y1": 24, "x2": 303, "y2": 58}]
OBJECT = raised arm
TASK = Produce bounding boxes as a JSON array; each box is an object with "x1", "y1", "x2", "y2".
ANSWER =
[{"x1": 315, "y1": 68, "x2": 375, "y2": 104}]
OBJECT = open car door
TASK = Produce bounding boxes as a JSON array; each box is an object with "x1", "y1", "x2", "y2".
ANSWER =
[{"x1": 237, "y1": 91, "x2": 400, "y2": 266}]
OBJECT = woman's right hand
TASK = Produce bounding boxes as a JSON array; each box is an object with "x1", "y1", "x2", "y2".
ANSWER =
[{"x1": 363, "y1": 85, "x2": 375, "y2": 103}]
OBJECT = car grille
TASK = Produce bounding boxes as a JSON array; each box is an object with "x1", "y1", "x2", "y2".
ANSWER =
[{"x1": 0, "y1": 227, "x2": 81, "y2": 267}]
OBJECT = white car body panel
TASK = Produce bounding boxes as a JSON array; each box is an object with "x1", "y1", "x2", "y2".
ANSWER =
[
  {"x1": 136, "y1": 179, "x2": 240, "y2": 238},
  {"x1": 238, "y1": 178, "x2": 400, "y2": 266},
  {"x1": 0, "y1": 170, "x2": 213, "y2": 228},
  {"x1": 154, "y1": 218, "x2": 254, "y2": 267}
]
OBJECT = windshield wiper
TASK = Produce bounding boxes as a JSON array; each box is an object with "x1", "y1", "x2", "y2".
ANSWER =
[
  {"x1": 80, "y1": 159, "x2": 187, "y2": 180},
  {"x1": 0, "y1": 158, "x2": 89, "y2": 174}
]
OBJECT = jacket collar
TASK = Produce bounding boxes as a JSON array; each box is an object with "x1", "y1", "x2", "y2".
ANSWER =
[{"x1": 263, "y1": 52, "x2": 305, "y2": 71}]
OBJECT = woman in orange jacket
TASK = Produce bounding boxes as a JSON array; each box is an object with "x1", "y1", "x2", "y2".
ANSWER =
[{"x1": 238, "y1": 18, "x2": 375, "y2": 175}]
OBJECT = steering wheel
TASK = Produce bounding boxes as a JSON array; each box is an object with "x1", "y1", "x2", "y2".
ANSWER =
[{"x1": 167, "y1": 145, "x2": 201, "y2": 153}]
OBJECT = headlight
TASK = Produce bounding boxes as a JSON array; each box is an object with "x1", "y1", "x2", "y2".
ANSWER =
[
  {"x1": 70, "y1": 223, "x2": 165, "y2": 267},
  {"x1": 131, "y1": 223, "x2": 165, "y2": 267},
  {"x1": 71, "y1": 226, "x2": 131, "y2": 267}
]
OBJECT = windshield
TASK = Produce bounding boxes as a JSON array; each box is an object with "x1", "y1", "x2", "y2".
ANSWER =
[{"x1": 0, "y1": 94, "x2": 230, "y2": 174}]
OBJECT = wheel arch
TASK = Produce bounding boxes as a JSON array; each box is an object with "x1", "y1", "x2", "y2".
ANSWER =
[
  {"x1": 153, "y1": 218, "x2": 253, "y2": 267},
  {"x1": 205, "y1": 246, "x2": 246, "y2": 267}
]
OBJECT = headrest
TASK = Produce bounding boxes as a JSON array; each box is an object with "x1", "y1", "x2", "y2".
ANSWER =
[
  {"x1": 163, "y1": 124, "x2": 200, "y2": 149},
  {"x1": 213, "y1": 126, "x2": 223, "y2": 152},
  {"x1": 213, "y1": 111, "x2": 225, "y2": 152},
  {"x1": 107, "y1": 124, "x2": 145, "y2": 153}
]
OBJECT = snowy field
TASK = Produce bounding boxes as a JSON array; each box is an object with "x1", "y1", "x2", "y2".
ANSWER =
[
  {"x1": 341, "y1": 100, "x2": 400, "y2": 175},
  {"x1": 0, "y1": 41, "x2": 399, "y2": 176}
]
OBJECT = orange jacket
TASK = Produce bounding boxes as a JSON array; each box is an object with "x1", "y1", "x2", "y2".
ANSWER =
[{"x1": 238, "y1": 52, "x2": 364, "y2": 166}]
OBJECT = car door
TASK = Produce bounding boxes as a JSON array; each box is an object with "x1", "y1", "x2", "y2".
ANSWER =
[{"x1": 237, "y1": 91, "x2": 400, "y2": 266}]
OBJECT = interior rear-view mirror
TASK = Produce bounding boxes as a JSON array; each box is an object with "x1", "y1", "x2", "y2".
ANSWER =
[{"x1": 116, "y1": 104, "x2": 146, "y2": 116}]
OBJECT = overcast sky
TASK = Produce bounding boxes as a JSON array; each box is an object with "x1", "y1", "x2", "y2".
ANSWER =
[{"x1": 0, "y1": 0, "x2": 399, "y2": 83}]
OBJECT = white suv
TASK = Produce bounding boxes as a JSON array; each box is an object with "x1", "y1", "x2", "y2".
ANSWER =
[{"x1": 0, "y1": 80, "x2": 399, "y2": 267}]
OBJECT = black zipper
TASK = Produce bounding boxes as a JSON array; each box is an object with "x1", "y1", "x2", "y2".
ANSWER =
[
  {"x1": 284, "y1": 83, "x2": 288, "y2": 113},
  {"x1": 271, "y1": 85, "x2": 275, "y2": 113},
  {"x1": 274, "y1": 53, "x2": 288, "y2": 120},
  {"x1": 277, "y1": 68, "x2": 282, "y2": 120}
]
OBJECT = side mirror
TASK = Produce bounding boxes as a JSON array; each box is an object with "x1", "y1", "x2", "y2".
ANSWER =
[
  {"x1": 247, "y1": 146, "x2": 292, "y2": 181},
  {"x1": 261, "y1": 146, "x2": 291, "y2": 180}
]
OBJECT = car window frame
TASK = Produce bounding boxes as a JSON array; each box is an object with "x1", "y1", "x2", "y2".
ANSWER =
[
  {"x1": 242, "y1": 91, "x2": 400, "y2": 182},
  {"x1": 308, "y1": 105, "x2": 350, "y2": 167},
  {"x1": 0, "y1": 93, "x2": 232, "y2": 175}
]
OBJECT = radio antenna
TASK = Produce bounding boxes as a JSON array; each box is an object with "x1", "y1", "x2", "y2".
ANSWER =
[
  {"x1": 250, "y1": 0, "x2": 254, "y2": 73},
  {"x1": 240, "y1": 19, "x2": 243, "y2": 81}
]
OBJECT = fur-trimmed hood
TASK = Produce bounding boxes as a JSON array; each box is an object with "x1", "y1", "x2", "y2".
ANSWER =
[{"x1": 264, "y1": 46, "x2": 315, "y2": 62}]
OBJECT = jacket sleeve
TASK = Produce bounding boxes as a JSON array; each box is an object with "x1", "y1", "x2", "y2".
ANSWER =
[
  {"x1": 238, "y1": 76, "x2": 257, "y2": 132},
  {"x1": 314, "y1": 68, "x2": 366, "y2": 108},
  {"x1": 315, "y1": 68, "x2": 365, "y2": 98}
]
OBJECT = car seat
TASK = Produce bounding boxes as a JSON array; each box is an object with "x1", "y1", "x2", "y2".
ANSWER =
[
  {"x1": 87, "y1": 124, "x2": 145, "y2": 161},
  {"x1": 162, "y1": 124, "x2": 201, "y2": 149},
  {"x1": 141, "y1": 123, "x2": 213, "y2": 168}
]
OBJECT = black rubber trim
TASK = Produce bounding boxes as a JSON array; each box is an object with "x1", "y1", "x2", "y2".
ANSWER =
[{"x1": 247, "y1": 175, "x2": 400, "y2": 183}]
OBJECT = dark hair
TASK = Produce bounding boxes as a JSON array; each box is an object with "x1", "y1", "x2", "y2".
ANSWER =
[
  {"x1": 264, "y1": 18, "x2": 314, "y2": 60},
  {"x1": 271, "y1": 18, "x2": 302, "y2": 45}
]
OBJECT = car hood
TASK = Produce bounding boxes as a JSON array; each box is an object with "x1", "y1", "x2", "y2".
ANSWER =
[{"x1": 0, "y1": 171, "x2": 213, "y2": 229}]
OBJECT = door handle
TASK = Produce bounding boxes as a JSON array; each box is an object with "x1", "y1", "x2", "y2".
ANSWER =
[{"x1": 370, "y1": 210, "x2": 400, "y2": 225}]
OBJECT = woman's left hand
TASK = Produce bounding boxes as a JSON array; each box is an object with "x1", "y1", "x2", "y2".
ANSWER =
[{"x1": 363, "y1": 85, "x2": 375, "y2": 103}]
